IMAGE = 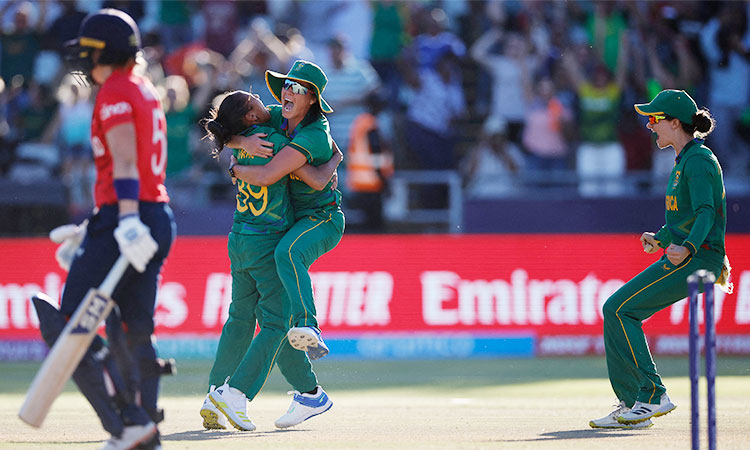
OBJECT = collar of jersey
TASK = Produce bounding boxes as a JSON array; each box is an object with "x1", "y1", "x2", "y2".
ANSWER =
[
  {"x1": 675, "y1": 138, "x2": 703, "y2": 164},
  {"x1": 281, "y1": 118, "x2": 299, "y2": 139}
]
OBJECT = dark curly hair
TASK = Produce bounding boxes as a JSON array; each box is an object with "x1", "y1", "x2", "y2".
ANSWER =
[
  {"x1": 679, "y1": 107, "x2": 715, "y2": 139},
  {"x1": 200, "y1": 90, "x2": 251, "y2": 158}
]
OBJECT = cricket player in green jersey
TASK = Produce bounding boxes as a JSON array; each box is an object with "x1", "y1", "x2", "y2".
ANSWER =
[
  {"x1": 230, "y1": 60, "x2": 345, "y2": 361},
  {"x1": 198, "y1": 90, "x2": 339, "y2": 431},
  {"x1": 590, "y1": 89, "x2": 734, "y2": 429}
]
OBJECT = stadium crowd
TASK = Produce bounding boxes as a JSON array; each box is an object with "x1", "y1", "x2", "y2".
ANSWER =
[{"x1": 1, "y1": 0, "x2": 750, "y2": 226}]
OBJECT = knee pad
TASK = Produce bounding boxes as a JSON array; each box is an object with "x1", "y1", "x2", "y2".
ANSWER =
[{"x1": 71, "y1": 336, "x2": 127, "y2": 436}]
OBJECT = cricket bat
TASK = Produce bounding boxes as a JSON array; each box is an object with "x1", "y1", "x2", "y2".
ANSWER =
[{"x1": 18, "y1": 255, "x2": 130, "y2": 427}]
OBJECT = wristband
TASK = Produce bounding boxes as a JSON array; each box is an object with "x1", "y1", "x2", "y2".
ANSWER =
[{"x1": 114, "y1": 178, "x2": 140, "y2": 200}]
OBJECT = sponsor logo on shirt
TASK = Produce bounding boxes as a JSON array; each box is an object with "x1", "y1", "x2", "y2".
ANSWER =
[{"x1": 100, "y1": 101, "x2": 132, "y2": 121}]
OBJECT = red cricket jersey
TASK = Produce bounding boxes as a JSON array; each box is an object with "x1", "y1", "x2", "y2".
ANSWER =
[{"x1": 91, "y1": 67, "x2": 169, "y2": 207}]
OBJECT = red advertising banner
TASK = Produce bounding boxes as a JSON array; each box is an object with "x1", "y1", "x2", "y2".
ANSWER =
[{"x1": 2, "y1": 235, "x2": 749, "y2": 349}]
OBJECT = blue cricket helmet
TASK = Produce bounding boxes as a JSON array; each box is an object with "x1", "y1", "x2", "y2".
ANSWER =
[{"x1": 64, "y1": 8, "x2": 141, "y2": 83}]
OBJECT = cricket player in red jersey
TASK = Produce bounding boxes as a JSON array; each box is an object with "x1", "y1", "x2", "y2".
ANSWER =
[{"x1": 40, "y1": 9, "x2": 175, "y2": 450}]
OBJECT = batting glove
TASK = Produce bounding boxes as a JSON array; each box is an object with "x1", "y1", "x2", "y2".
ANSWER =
[
  {"x1": 49, "y1": 220, "x2": 88, "y2": 272},
  {"x1": 113, "y1": 214, "x2": 158, "y2": 273}
]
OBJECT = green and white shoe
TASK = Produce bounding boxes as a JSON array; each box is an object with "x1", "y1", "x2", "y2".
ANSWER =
[
  {"x1": 200, "y1": 386, "x2": 226, "y2": 430},
  {"x1": 618, "y1": 394, "x2": 676, "y2": 424},
  {"x1": 209, "y1": 382, "x2": 256, "y2": 431},
  {"x1": 589, "y1": 401, "x2": 654, "y2": 429}
]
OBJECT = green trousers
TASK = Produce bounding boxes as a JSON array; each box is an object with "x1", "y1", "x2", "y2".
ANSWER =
[
  {"x1": 603, "y1": 253, "x2": 722, "y2": 407},
  {"x1": 275, "y1": 208, "x2": 345, "y2": 330},
  {"x1": 207, "y1": 232, "x2": 318, "y2": 399}
]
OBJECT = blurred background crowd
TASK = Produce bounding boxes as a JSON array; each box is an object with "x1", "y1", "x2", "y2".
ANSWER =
[{"x1": 1, "y1": 0, "x2": 750, "y2": 234}]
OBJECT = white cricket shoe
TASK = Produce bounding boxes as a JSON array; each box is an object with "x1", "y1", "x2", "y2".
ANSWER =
[
  {"x1": 287, "y1": 326, "x2": 329, "y2": 360},
  {"x1": 275, "y1": 386, "x2": 333, "y2": 429},
  {"x1": 209, "y1": 382, "x2": 256, "y2": 431},
  {"x1": 200, "y1": 386, "x2": 227, "y2": 430},
  {"x1": 99, "y1": 422, "x2": 157, "y2": 449},
  {"x1": 618, "y1": 394, "x2": 676, "y2": 424},
  {"x1": 589, "y1": 401, "x2": 653, "y2": 429}
]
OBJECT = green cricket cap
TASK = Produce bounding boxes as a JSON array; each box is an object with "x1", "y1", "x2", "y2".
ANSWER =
[
  {"x1": 634, "y1": 89, "x2": 697, "y2": 124},
  {"x1": 265, "y1": 60, "x2": 333, "y2": 113}
]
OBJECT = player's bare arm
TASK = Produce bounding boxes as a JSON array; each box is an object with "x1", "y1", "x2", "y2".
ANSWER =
[
  {"x1": 231, "y1": 145, "x2": 307, "y2": 186},
  {"x1": 226, "y1": 133, "x2": 274, "y2": 158},
  {"x1": 105, "y1": 121, "x2": 158, "y2": 273},
  {"x1": 106, "y1": 122, "x2": 140, "y2": 216}
]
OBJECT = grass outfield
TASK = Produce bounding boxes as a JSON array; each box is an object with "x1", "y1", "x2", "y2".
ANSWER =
[{"x1": 1, "y1": 357, "x2": 749, "y2": 449}]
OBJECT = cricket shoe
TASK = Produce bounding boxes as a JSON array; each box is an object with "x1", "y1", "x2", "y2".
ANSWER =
[
  {"x1": 618, "y1": 394, "x2": 676, "y2": 424},
  {"x1": 589, "y1": 401, "x2": 653, "y2": 429},
  {"x1": 100, "y1": 422, "x2": 157, "y2": 450},
  {"x1": 200, "y1": 387, "x2": 227, "y2": 430},
  {"x1": 287, "y1": 326, "x2": 329, "y2": 360},
  {"x1": 275, "y1": 386, "x2": 333, "y2": 429},
  {"x1": 209, "y1": 382, "x2": 256, "y2": 431}
]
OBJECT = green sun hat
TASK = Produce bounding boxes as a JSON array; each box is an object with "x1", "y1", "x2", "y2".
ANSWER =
[
  {"x1": 265, "y1": 60, "x2": 333, "y2": 113},
  {"x1": 634, "y1": 89, "x2": 698, "y2": 124}
]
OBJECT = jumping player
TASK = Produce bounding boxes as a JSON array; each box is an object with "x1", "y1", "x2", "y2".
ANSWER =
[
  {"x1": 43, "y1": 8, "x2": 174, "y2": 449},
  {"x1": 590, "y1": 89, "x2": 733, "y2": 429},
  {"x1": 200, "y1": 90, "x2": 339, "y2": 431},
  {"x1": 228, "y1": 60, "x2": 345, "y2": 361}
]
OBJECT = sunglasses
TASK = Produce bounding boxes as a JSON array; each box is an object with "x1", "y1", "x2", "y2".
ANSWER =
[
  {"x1": 648, "y1": 114, "x2": 668, "y2": 125},
  {"x1": 283, "y1": 79, "x2": 310, "y2": 95}
]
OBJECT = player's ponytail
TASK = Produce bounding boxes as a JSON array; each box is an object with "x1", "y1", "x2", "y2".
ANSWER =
[
  {"x1": 683, "y1": 107, "x2": 715, "y2": 139},
  {"x1": 201, "y1": 90, "x2": 253, "y2": 158}
]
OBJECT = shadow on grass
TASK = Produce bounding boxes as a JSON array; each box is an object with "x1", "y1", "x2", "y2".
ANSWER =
[
  {"x1": 164, "y1": 428, "x2": 304, "y2": 441},
  {"x1": 489, "y1": 428, "x2": 651, "y2": 442}
]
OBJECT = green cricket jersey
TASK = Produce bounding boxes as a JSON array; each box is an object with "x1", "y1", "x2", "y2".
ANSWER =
[
  {"x1": 654, "y1": 139, "x2": 726, "y2": 261},
  {"x1": 231, "y1": 124, "x2": 295, "y2": 235},
  {"x1": 268, "y1": 105, "x2": 342, "y2": 218}
]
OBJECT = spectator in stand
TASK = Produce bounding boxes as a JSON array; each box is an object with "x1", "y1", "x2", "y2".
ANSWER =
[
  {"x1": 563, "y1": 36, "x2": 629, "y2": 197},
  {"x1": 230, "y1": 17, "x2": 294, "y2": 108},
  {"x1": 44, "y1": 75, "x2": 94, "y2": 215},
  {"x1": 634, "y1": 6, "x2": 703, "y2": 181},
  {"x1": 102, "y1": 0, "x2": 144, "y2": 23},
  {"x1": 0, "y1": 0, "x2": 47, "y2": 85},
  {"x1": 471, "y1": 23, "x2": 545, "y2": 156},
  {"x1": 17, "y1": 81, "x2": 56, "y2": 143},
  {"x1": 157, "y1": 0, "x2": 194, "y2": 53},
  {"x1": 368, "y1": 0, "x2": 407, "y2": 108},
  {"x1": 459, "y1": 115, "x2": 523, "y2": 196},
  {"x1": 283, "y1": 27, "x2": 316, "y2": 63},
  {"x1": 407, "y1": 7, "x2": 465, "y2": 70},
  {"x1": 404, "y1": 47, "x2": 466, "y2": 170},
  {"x1": 200, "y1": 0, "x2": 239, "y2": 58},
  {"x1": 0, "y1": 78, "x2": 17, "y2": 176},
  {"x1": 521, "y1": 72, "x2": 574, "y2": 179},
  {"x1": 346, "y1": 91, "x2": 394, "y2": 232},
  {"x1": 701, "y1": 2, "x2": 750, "y2": 177},
  {"x1": 321, "y1": 35, "x2": 380, "y2": 151},
  {"x1": 45, "y1": 1, "x2": 87, "y2": 55},
  {"x1": 586, "y1": 2, "x2": 628, "y2": 74},
  {"x1": 161, "y1": 74, "x2": 216, "y2": 179}
]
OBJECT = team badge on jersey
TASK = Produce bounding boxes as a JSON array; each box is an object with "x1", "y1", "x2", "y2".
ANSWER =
[{"x1": 673, "y1": 170, "x2": 681, "y2": 187}]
